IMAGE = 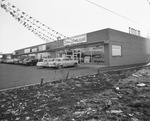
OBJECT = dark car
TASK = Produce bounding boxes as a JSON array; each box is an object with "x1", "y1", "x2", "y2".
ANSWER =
[{"x1": 24, "y1": 58, "x2": 38, "y2": 66}]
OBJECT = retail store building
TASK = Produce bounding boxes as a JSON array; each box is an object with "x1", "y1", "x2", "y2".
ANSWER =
[{"x1": 14, "y1": 28, "x2": 150, "y2": 66}]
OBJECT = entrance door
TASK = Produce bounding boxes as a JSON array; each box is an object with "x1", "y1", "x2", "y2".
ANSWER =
[
  {"x1": 65, "y1": 49, "x2": 82, "y2": 63},
  {"x1": 73, "y1": 49, "x2": 82, "y2": 63}
]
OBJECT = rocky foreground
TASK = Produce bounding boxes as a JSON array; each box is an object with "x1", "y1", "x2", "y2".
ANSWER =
[{"x1": 0, "y1": 66, "x2": 150, "y2": 121}]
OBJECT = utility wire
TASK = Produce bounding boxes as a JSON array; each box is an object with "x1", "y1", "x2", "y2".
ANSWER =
[
  {"x1": 86, "y1": 0, "x2": 137, "y2": 23},
  {"x1": 86, "y1": 0, "x2": 150, "y2": 38},
  {"x1": 147, "y1": 0, "x2": 150, "y2": 5}
]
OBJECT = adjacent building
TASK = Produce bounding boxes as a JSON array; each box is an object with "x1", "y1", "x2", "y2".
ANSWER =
[
  {"x1": 14, "y1": 28, "x2": 150, "y2": 66},
  {"x1": 0, "y1": 53, "x2": 13, "y2": 60}
]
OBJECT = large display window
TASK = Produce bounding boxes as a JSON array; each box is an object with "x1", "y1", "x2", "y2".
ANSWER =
[
  {"x1": 37, "y1": 52, "x2": 51, "y2": 59},
  {"x1": 56, "y1": 45, "x2": 105, "y2": 64},
  {"x1": 82, "y1": 46, "x2": 105, "y2": 63}
]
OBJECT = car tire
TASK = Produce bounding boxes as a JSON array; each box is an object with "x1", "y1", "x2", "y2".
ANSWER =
[
  {"x1": 58, "y1": 64, "x2": 63, "y2": 69},
  {"x1": 74, "y1": 63, "x2": 77, "y2": 67}
]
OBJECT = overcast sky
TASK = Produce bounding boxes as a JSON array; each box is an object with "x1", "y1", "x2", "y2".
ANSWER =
[{"x1": 0, "y1": 0, "x2": 150, "y2": 53}]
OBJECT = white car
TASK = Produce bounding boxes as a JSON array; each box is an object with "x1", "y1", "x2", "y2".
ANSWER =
[
  {"x1": 0, "y1": 59, "x2": 2, "y2": 63},
  {"x1": 13, "y1": 58, "x2": 19, "y2": 64},
  {"x1": 36, "y1": 58, "x2": 55, "y2": 68},
  {"x1": 6, "y1": 59, "x2": 14, "y2": 64},
  {"x1": 22, "y1": 58, "x2": 30, "y2": 65},
  {"x1": 47, "y1": 57, "x2": 78, "y2": 68}
]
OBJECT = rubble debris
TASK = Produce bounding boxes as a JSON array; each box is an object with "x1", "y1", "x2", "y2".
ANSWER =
[
  {"x1": 0, "y1": 66, "x2": 150, "y2": 120},
  {"x1": 110, "y1": 109, "x2": 123, "y2": 114},
  {"x1": 137, "y1": 83, "x2": 146, "y2": 87}
]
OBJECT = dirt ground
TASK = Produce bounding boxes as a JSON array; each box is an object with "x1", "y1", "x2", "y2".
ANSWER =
[{"x1": 0, "y1": 65, "x2": 150, "y2": 121}]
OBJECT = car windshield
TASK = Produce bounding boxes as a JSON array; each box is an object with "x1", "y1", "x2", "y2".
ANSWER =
[
  {"x1": 44, "y1": 60, "x2": 47, "y2": 62},
  {"x1": 55, "y1": 58, "x2": 61, "y2": 61},
  {"x1": 62, "y1": 58, "x2": 70, "y2": 61},
  {"x1": 24, "y1": 58, "x2": 29, "y2": 61},
  {"x1": 49, "y1": 59, "x2": 55, "y2": 61},
  {"x1": 38, "y1": 59, "x2": 43, "y2": 62}
]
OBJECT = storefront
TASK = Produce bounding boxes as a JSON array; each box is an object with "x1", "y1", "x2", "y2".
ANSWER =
[
  {"x1": 14, "y1": 29, "x2": 109, "y2": 65},
  {"x1": 54, "y1": 33, "x2": 106, "y2": 64},
  {"x1": 37, "y1": 52, "x2": 51, "y2": 59},
  {"x1": 14, "y1": 28, "x2": 150, "y2": 66},
  {"x1": 56, "y1": 45, "x2": 105, "y2": 64}
]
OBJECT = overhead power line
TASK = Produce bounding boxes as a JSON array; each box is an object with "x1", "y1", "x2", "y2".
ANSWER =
[
  {"x1": 86, "y1": 0, "x2": 137, "y2": 23},
  {"x1": 147, "y1": 0, "x2": 150, "y2": 5}
]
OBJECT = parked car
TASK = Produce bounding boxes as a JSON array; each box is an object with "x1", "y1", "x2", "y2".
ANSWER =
[
  {"x1": 18, "y1": 59, "x2": 23, "y2": 65},
  {"x1": 24, "y1": 58, "x2": 38, "y2": 66},
  {"x1": 36, "y1": 58, "x2": 45, "y2": 68},
  {"x1": 6, "y1": 59, "x2": 14, "y2": 64},
  {"x1": 47, "y1": 57, "x2": 78, "y2": 68},
  {"x1": 2, "y1": 59, "x2": 7, "y2": 63},
  {"x1": 18, "y1": 56, "x2": 28, "y2": 65},
  {"x1": 0, "y1": 59, "x2": 3, "y2": 63},
  {"x1": 36, "y1": 58, "x2": 55, "y2": 68},
  {"x1": 0, "y1": 58, "x2": 3, "y2": 63},
  {"x1": 43, "y1": 58, "x2": 56, "y2": 68},
  {"x1": 13, "y1": 58, "x2": 19, "y2": 64},
  {"x1": 22, "y1": 58, "x2": 30, "y2": 65},
  {"x1": 18, "y1": 58, "x2": 28, "y2": 65}
]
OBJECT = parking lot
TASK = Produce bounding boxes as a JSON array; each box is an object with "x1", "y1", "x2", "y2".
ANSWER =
[{"x1": 0, "y1": 63, "x2": 98, "y2": 90}]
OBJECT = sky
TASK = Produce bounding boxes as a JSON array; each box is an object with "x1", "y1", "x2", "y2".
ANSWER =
[{"x1": 0, "y1": 0, "x2": 150, "y2": 53}]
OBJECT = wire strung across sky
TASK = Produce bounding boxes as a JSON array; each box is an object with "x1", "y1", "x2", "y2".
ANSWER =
[
  {"x1": 0, "y1": 0, "x2": 75, "y2": 43},
  {"x1": 147, "y1": 0, "x2": 150, "y2": 5},
  {"x1": 1, "y1": 0, "x2": 149, "y2": 43},
  {"x1": 86, "y1": 0, "x2": 138, "y2": 23}
]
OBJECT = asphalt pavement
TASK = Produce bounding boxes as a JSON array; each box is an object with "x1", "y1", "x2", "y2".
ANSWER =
[
  {"x1": 0, "y1": 63, "x2": 98, "y2": 90},
  {"x1": 0, "y1": 63, "x2": 147, "y2": 91}
]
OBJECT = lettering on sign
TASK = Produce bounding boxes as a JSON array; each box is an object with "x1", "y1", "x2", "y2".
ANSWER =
[
  {"x1": 32, "y1": 48, "x2": 37, "y2": 52},
  {"x1": 93, "y1": 46, "x2": 104, "y2": 52},
  {"x1": 13, "y1": 51, "x2": 16, "y2": 55},
  {"x1": 129, "y1": 27, "x2": 141, "y2": 36},
  {"x1": 64, "y1": 34, "x2": 87, "y2": 46},
  {"x1": 39, "y1": 45, "x2": 46, "y2": 51},
  {"x1": 24, "y1": 48, "x2": 30, "y2": 53}
]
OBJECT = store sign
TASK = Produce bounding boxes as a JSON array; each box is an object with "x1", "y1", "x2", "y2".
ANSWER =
[
  {"x1": 7, "y1": 55, "x2": 11, "y2": 59},
  {"x1": 82, "y1": 47, "x2": 93, "y2": 52},
  {"x1": 129, "y1": 27, "x2": 141, "y2": 36},
  {"x1": 28, "y1": 54, "x2": 36, "y2": 57},
  {"x1": 39, "y1": 45, "x2": 46, "y2": 51},
  {"x1": 37, "y1": 52, "x2": 50, "y2": 59},
  {"x1": 82, "y1": 46, "x2": 104, "y2": 52},
  {"x1": 24, "y1": 48, "x2": 30, "y2": 53},
  {"x1": 32, "y1": 48, "x2": 37, "y2": 52},
  {"x1": 13, "y1": 51, "x2": 16, "y2": 55},
  {"x1": 93, "y1": 46, "x2": 104, "y2": 52},
  {"x1": 64, "y1": 34, "x2": 87, "y2": 46}
]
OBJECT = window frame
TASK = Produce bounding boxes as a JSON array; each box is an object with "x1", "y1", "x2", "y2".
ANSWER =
[{"x1": 112, "y1": 45, "x2": 122, "y2": 57}]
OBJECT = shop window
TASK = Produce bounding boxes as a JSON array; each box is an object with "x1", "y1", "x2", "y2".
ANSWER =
[
  {"x1": 84, "y1": 56, "x2": 91, "y2": 63},
  {"x1": 112, "y1": 45, "x2": 122, "y2": 56},
  {"x1": 92, "y1": 54, "x2": 104, "y2": 63}
]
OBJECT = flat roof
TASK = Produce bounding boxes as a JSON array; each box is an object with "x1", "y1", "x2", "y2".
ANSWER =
[{"x1": 15, "y1": 28, "x2": 148, "y2": 52}]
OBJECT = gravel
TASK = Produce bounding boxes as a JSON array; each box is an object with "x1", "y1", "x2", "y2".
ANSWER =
[{"x1": 0, "y1": 66, "x2": 150, "y2": 121}]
